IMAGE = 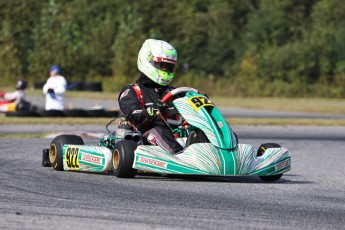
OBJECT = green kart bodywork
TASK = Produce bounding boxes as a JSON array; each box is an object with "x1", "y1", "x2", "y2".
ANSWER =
[
  {"x1": 61, "y1": 145, "x2": 112, "y2": 172},
  {"x1": 132, "y1": 91, "x2": 290, "y2": 176},
  {"x1": 45, "y1": 87, "x2": 290, "y2": 180}
]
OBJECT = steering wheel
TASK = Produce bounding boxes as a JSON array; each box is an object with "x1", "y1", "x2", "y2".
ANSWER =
[
  {"x1": 160, "y1": 87, "x2": 199, "y2": 126},
  {"x1": 162, "y1": 87, "x2": 199, "y2": 103}
]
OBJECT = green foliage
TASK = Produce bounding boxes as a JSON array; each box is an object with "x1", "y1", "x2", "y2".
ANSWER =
[
  {"x1": 0, "y1": 0, "x2": 344, "y2": 97},
  {"x1": 238, "y1": 0, "x2": 345, "y2": 97},
  {"x1": 111, "y1": 3, "x2": 145, "y2": 79},
  {"x1": 0, "y1": 0, "x2": 41, "y2": 84},
  {"x1": 28, "y1": 1, "x2": 89, "y2": 80},
  {"x1": 0, "y1": 20, "x2": 22, "y2": 85}
]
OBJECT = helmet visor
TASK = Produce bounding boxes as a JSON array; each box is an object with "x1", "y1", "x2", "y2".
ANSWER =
[{"x1": 152, "y1": 61, "x2": 176, "y2": 73}]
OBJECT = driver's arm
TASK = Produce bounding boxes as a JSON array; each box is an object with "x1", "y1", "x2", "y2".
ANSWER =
[
  {"x1": 118, "y1": 86, "x2": 156, "y2": 129},
  {"x1": 3, "y1": 91, "x2": 19, "y2": 102}
]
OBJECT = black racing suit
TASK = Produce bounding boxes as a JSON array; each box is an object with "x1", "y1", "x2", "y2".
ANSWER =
[{"x1": 118, "y1": 75, "x2": 183, "y2": 154}]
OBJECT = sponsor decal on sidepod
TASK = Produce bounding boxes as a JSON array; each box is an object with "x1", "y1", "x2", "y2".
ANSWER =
[
  {"x1": 138, "y1": 156, "x2": 167, "y2": 169},
  {"x1": 81, "y1": 153, "x2": 102, "y2": 165},
  {"x1": 275, "y1": 159, "x2": 290, "y2": 171}
]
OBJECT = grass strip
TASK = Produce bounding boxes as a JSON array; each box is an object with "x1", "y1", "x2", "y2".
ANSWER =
[
  {"x1": 226, "y1": 118, "x2": 345, "y2": 126},
  {"x1": 213, "y1": 97, "x2": 345, "y2": 115}
]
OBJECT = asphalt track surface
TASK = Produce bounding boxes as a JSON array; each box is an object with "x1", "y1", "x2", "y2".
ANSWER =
[{"x1": 1, "y1": 125, "x2": 344, "y2": 229}]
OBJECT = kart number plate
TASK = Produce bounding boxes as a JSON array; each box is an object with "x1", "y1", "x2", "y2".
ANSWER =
[
  {"x1": 65, "y1": 147, "x2": 80, "y2": 169},
  {"x1": 188, "y1": 96, "x2": 214, "y2": 111}
]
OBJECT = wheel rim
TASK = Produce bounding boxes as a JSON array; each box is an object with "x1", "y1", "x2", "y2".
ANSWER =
[
  {"x1": 113, "y1": 149, "x2": 120, "y2": 169},
  {"x1": 49, "y1": 144, "x2": 57, "y2": 163}
]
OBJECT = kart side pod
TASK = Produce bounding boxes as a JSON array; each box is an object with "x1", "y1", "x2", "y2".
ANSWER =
[
  {"x1": 61, "y1": 145, "x2": 113, "y2": 172},
  {"x1": 43, "y1": 144, "x2": 113, "y2": 172}
]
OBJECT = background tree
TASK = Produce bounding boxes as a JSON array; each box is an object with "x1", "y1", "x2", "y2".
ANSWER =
[{"x1": 0, "y1": 0, "x2": 344, "y2": 97}]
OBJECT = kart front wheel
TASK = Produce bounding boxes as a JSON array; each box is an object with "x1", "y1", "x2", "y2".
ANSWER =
[
  {"x1": 49, "y1": 135, "x2": 84, "y2": 171},
  {"x1": 257, "y1": 143, "x2": 283, "y2": 181},
  {"x1": 112, "y1": 140, "x2": 137, "y2": 178}
]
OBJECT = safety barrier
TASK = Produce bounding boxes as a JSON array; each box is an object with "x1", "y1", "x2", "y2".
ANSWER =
[
  {"x1": 5, "y1": 109, "x2": 120, "y2": 117},
  {"x1": 34, "y1": 81, "x2": 103, "y2": 92}
]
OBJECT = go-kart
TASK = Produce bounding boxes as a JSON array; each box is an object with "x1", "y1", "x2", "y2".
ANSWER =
[
  {"x1": 0, "y1": 101, "x2": 16, "y2": 112},
  {"x1": 42, "y1": 87, "x2": 291, "y2": 181}
]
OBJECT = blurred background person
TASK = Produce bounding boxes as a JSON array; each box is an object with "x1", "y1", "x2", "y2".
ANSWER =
[
  {"x1": 43, "y1": 65, "x2": 67, "y2": 110},
  {"x1": 0, "y1": 80, "x2": 27, "y2": 104},
  {"x1": 0, "y1": 80, "x2": 28, "y2": 112}
]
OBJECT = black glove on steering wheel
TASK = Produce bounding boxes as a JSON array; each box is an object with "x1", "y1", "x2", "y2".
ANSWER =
[{"x1": 156, "y1": 99, "x2": 169, "y2": 112}]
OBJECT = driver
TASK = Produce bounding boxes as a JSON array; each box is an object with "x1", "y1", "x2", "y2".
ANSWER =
[
  {"x1": 118, "y1": 39, "x2": 183, "y2": 154},
  {"x1": 0, "y1": 80, "x2": 27, "y2": 104}
]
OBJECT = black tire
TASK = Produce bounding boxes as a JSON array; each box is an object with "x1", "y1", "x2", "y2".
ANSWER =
[
  {"x1": 67, "y1": 82, "x2": 83, "y2": 91},
  {"x1": 49, "y1": 135, "x2": 84, "y2": 171},
  {"x1": 104, "y1": 110, "x2": 120, "y2": 117},
  {"x1": 5, "y1": 111, "x2": 39, "y2": 117},
  {"x1": 257, "y1": 143, "x2": 283, "y2": 181},
  {"x1": 63, "y1": 109, "x2": 88, "y2": 117},
  {"x1": 38, "y1": 109, "x2": 65, "y2": 117},
  {"x1": 83, "y1": 82, "x2": 103, "y2": 92},
  {"x1": 84, "y1": 109, "x2": 106, "y2": 117},
  {"x1": 112, "y1": 140, "x2": 137, "y2": 178}
]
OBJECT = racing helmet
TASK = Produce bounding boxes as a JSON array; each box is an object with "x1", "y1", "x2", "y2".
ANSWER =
[
  {"x1": 137, "y1": 39, "x2": 177, "y2": 86},
  {"x1": 16, "y1": 80, "x2": 27, "y2": 90},
  {"x1": 49, "y1": 65, "x2": 61, "y2": 74}
]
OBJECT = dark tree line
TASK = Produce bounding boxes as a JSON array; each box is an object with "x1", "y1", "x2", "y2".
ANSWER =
[{"x1": 0, "y1": 0, "x2": 344, "y2": 97}]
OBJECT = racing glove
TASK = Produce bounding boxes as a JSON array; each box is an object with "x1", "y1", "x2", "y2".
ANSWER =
[
  {"x1": 157, "y1": 99, "x2": 178, "y2": 117},
  {"x1": 47, "y1": 88, "x2": 56, "y2": 99},
  {"x1": 47, "y1": 88, "x2": 55, "y2": 94},
  {"x1": 156, "y1": 99, "x2": 169, "y2": 112},
  {"x1": 142, "y1": 107, "x2": 159, "y2": 122}
]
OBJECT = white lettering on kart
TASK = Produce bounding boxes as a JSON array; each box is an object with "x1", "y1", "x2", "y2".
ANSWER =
[
  {"x1": 275, "y1": 159, "x2": 290, "y2": 171},
  {"x1": 82, "y1": 153, "x2": 102, "y2": 165},
  {"x1": 138, "y1": 156, "x2": 167, "y2": 169}
]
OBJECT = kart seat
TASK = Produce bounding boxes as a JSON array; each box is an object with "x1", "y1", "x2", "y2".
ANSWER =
[
  {"x1": 185, "y1": 131, "x2": 197, "y2": 148},
  {"x1": 185, "y1": 130, "x2": 209, "y2": 148}
]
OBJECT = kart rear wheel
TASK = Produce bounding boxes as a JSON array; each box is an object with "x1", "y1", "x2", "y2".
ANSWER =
[
  {"x1": 112, "y1": 140, "x2": 137, "y2": 178},
  {"x1": 257, "y1": 143, "x2": 283, "y2": 181},
  {"x1": 49, "y1": 135, "x2": 84, "y2": 171}
]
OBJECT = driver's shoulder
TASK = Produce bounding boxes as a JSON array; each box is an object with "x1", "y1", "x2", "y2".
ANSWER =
[{"x1": 118, "y1": 84, "x2": 138, "y2": 101}]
